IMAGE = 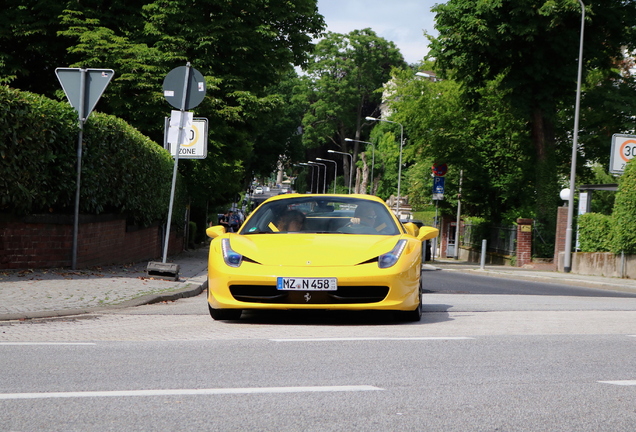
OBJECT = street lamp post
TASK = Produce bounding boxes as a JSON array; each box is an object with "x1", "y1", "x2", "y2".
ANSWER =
[
  {"x1": 299, "y1": 162, "x2": 315, "y2": 193},
  {"x1": 365, "y1": 116, "x2": 404, "y2": 216},
  {"x1": 316, "y1": 158, "x2": 338, "y2": 193},
  {"x1": 564, "y1": 0, "x2": 585, "y2": 273},
  {"x1": 328, "y1": 150, "x2": 353, "y2": 193},
  {"x1": 345, "y1": 138, "x2": 375, "y2": 194},
  {"x1": 309, "y1": 161, "x2": 327, "y2": 193}
]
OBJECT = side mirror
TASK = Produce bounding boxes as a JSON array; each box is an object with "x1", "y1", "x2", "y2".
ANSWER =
[
  {"x1": 417, "y1": 226, "x2": 439, "y2": 241},
  {"x1": 403, "y1": 222, "x2": 419, "y2": 237},
  {"x1": 206, "y1": 225, "x2": 226, "y2": 238}
]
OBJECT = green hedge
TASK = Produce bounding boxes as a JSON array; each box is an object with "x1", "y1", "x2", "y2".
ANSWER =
[
  {"x1": 577, "y1": 159, "x2": 636, "y2": 254},
  {"x1": 0, "y1": 85, "x2": 181, "y2": 226},
  {"x1": 577, "y1": 213, "x2": 613, "y2": 252},
  {"x1": 612, "y1": 158, "x2": 636, "y2": 254}
]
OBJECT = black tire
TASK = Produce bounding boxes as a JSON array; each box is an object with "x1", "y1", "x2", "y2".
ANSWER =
[{"x1": 208, "y1": 304, "x2": 242, "y2": 320}]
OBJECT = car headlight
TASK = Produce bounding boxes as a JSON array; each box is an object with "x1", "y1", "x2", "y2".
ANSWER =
[
  {"x1": 378, "y1": 239, "x2": 407, "y2": 268},
  {"x1": 221, "y1": 238, "x2": 243, "y2": 267}
]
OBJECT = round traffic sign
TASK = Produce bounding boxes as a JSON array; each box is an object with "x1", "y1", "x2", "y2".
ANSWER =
[
  {"x1": 432, "y1": 163, "x2": 448, "y2": 177},
  {"x1": 162, "y1": 66, "x2": 206, "y2": 110}
]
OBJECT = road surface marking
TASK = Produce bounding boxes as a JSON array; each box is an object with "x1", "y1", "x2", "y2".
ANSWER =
[
  {"x1": 270, "y1": 337, "x2": 475, "y2": 342},
  {"x1": 0, "y1": 342, "x2": 96, "y2": 346},
  {"x1": 0, "y1": 385, "x2": 383, "y2": 400},
  {"x1": 598, "y1": 380, "x2": 636, "y2": 386}
]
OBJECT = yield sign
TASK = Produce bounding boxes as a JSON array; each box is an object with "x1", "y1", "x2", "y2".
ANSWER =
[{"x1": 55, "y1": 68, "x2": 115, "y2": 120}]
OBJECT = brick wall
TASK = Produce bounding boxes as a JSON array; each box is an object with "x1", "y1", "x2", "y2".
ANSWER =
[
  {"x1": 516, "y1": 218, "x2": 533, "y2": 267},
  {"x1": 0, "y1": 214, "x2": 183, "y2": 269},
  {"x1": 554, "y1": 206, "x2": 568, "y2": 265}
]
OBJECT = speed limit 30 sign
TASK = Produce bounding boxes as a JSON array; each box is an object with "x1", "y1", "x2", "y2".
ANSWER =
[
  {"x1": 163, "y1": 116, "x2": 208, "y2": 159},
  {"x1": 610, "y1": 134, "x2": 636, "y2": 174}
]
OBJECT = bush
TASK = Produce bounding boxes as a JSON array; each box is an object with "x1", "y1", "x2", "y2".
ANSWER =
[
  {"x1": 0, "y1": 85, "x2": 182, "y2": 226},
  {"x1": 578, "y1": 213, "x2": 613, "y2": 252},
  {"x1": 611, "y1": 159, "x2": 636, "y2": 254}
]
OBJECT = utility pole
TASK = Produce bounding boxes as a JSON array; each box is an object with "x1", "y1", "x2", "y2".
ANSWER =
[{"x1": 454, "y1": 170, "x2": 463, "y2": 260}]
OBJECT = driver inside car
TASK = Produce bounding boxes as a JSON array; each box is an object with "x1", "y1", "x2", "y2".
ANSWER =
[{"x1": 350, "y1": 204, "x2": 377, "y2": 227}]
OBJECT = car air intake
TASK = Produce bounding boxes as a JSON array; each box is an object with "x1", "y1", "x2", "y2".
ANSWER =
[{"x1": 229, "y1": 285, "x2": 389, "y2": 304}]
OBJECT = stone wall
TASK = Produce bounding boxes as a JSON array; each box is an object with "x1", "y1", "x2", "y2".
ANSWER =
[{"x1": 556, "y1": 251, "x2": 636, "y2": 279}]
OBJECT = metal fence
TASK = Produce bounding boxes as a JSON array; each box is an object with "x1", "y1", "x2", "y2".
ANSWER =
[{"x1": 461, "y1": 223, "x2": 517, "y2": 256}]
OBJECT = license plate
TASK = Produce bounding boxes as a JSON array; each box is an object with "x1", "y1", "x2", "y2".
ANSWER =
[{"x1": 276, "y1": 277, "x2": 337, "y2": 291}]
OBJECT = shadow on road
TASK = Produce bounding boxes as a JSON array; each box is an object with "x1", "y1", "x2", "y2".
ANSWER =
[{"x1": 224, "y1": 304, "x2": 455, "y2": 326}]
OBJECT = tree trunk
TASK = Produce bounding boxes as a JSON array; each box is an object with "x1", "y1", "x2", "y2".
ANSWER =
[{"x1": 530, "y1": 106, "x2": 558, "y2": 236}]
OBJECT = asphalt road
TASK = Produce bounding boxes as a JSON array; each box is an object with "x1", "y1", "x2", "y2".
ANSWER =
[
  {"x1": 422, "y1": 269, "x2": 636, "y2": 297},
  {"x1": 1, "y1": 271, "x2": 635, "y2": 431}
]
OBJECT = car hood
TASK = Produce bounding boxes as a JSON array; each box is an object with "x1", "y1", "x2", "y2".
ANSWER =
[{"x1": 226, "y1": 233, "x2": 410, "y2": 267}]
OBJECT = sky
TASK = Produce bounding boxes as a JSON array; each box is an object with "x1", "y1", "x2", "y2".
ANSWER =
[{"x1": 316, "y1": 0, "x2": 442, "y2": 65}]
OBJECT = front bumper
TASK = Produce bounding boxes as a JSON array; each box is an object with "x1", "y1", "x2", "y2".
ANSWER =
[{"x1": 207, "y1": 260, "x2": 421, "y2": 311}]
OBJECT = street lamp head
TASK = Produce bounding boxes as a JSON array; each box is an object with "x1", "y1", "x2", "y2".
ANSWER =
[
  {"x1": 560, "y1": 188, "x2": 571, "y2": 202},
  {"x1": 365, "y1": 116, "x2": 378, "y2": 121},
  {"x1": 344, "y1": 138, "x2": 353, "y2": 142},
  {"x1": 327, "y1": 150, "x2": 336, "y2": 153}
]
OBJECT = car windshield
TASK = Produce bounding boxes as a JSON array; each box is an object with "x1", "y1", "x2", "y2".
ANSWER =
[{"x1": 239, "y1": 196, "x2": 400, "y2": 235}]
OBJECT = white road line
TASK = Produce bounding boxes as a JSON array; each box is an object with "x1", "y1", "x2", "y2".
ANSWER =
[
  {"x1": 0, "y1": 386, "x2": 383, "y2": 400},
  {"x1": 0, "y1": 342, "x2": 96, "y2": 346},
  {"x1": 598, "y1": 380, "x2": 636, "y2": 386},
  {"x1": 271, "y1": 337, "x2": 475, "y2": 342}
]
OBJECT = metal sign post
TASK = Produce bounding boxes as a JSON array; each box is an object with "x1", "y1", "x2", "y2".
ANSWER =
[
  {"x1": 147, "y1": 63, "x2": 206, "y2": 279},
  {"x1": 162, "y1": 65, "x2": 191, "y2": 264},
  {"x1": 55, "y1": 68, "x2": 114, "y2": 269}
]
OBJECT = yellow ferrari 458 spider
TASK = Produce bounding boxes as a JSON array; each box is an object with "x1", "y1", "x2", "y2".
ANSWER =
[{"x1": 205, "y1": 194, "x2": 439, "y2": 321}]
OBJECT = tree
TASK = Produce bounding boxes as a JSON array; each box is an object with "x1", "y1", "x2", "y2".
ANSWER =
[
  {"x1": 428, "y1": 0, "x2": 636, "y2": 229},
  {"x1": 1, "y1": 0, "x2": 325, "y2": 222},
  {"x1": 387, "y1": 68, "x2": 534, "y2": 223},
  {"x1": 300, "y1": 29, "x2": 406, "y2": 190}
]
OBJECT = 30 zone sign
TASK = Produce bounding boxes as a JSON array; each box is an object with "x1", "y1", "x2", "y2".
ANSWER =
[
  {"x1": 610, "y1": 134, "x2": 636, "y2": 174},
  {"x1": 163, "y1": 117, "x2": 208, "y2": 159}
]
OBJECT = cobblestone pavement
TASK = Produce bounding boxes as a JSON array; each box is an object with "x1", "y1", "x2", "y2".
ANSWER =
[
  {"x1": 0, "y1": 247, "x2": 209, "y2": 320},
  {"x1": 1, "y1": 292, "x2": 635, "y2": 342}
]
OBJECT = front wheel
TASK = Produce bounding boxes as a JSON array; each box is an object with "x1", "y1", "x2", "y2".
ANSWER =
[{"x1": 208, "y1": 304, "x2": 242, "y2": 320}]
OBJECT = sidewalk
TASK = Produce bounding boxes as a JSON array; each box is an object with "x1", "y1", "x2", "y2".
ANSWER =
[
  {"x1": 0, "y1": 246, "x2": 209, "y2": 321},
  {"x1": 425, "y1": 258, "x2": 636, "y2": 294}
]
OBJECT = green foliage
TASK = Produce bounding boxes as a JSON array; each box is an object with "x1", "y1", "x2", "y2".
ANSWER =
[
  {"x1": 300, "y1": 29, "x2": 406, "y2": 189},
  {"x1": 1, "y1": 0, "x2": 325, "y2": 214},
  {"x1": 1, "y1": 85, "x2": 79, "y2": 214},
  {"x1": 586, "y1": 164, "x2": 616, "y2": 215},
  {"x1": 81, "y1": 112, "x2": 177, "y2": 225},
  {"x1": 0, "y1": 86, "x2": 178, "y2": 226},
  {"x1": 428, "y1": 0, "x2": 636, "y2": 234},
  {"x1": 388, "y1": 69, "x2": 533, "y2": 223},
  {"x1": 578, "y1": 213, "x2": 613, "y2": 253},
  {"x1": 404, "y1": 162, "x2": 434, "y2": 211},
  {"x1": 611, "y1": 159, "x2": 636, "y2": 253}
]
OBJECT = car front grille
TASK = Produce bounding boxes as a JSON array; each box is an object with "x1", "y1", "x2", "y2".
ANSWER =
[{"x1": 229, "y1": 285, "x2": 389, "y2": 304}]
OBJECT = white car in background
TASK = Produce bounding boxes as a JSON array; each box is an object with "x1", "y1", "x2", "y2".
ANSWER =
[{"x1": 254, "y1": 186, "x2": 263, "y2": 195}]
